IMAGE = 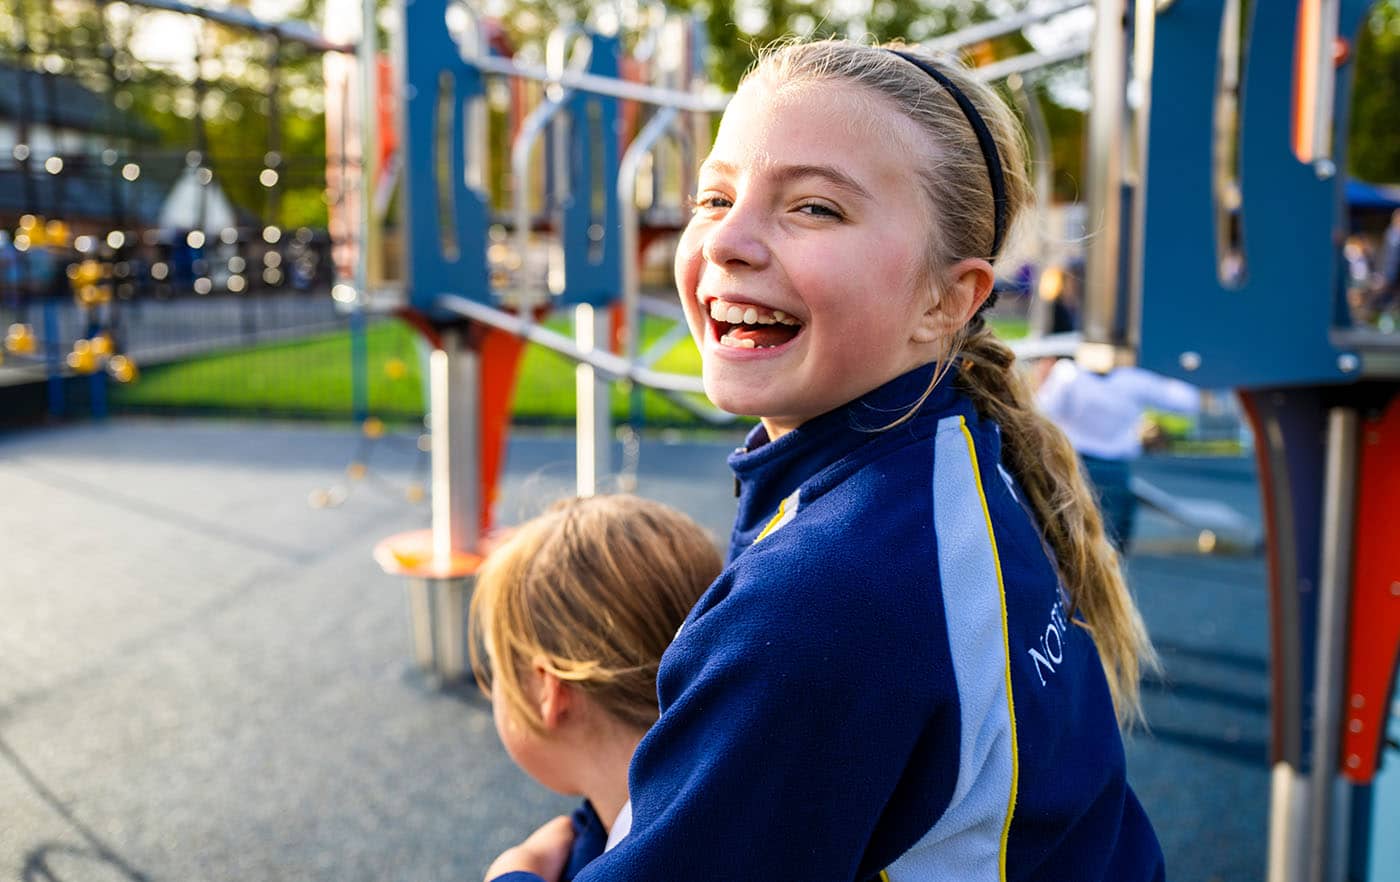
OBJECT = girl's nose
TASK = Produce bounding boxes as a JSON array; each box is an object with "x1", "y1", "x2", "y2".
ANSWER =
[{"x1": 700, "y1": 208, "x2": 770, "y2": 271}]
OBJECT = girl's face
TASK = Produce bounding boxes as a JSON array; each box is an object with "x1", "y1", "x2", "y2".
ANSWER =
[{"x1": 675, "y1": 76, "x2": 942, "y2": 438}]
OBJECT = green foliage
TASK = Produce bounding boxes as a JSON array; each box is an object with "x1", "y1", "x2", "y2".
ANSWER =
[
  {"x1": 1349, "y1": 1, "x2": 1400, "y2": 184},
  {"x1": 1, "y1": 0, "x2": 331, "y2": 230}
]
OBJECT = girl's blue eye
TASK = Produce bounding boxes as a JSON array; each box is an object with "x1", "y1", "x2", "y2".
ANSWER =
[
  {"x1": 798, "y1": 202, "x2": 843, "y2": 219},
  {"x1": 690, "y1": 194, "x2": 732, "y2": 212}
]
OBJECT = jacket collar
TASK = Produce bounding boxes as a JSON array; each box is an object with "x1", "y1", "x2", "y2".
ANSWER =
[{"x1": 727, "y1": 361, "x2": 964, "y2": 548}]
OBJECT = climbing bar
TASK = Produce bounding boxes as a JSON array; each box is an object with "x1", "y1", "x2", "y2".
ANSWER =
[
  {"x1": 437, "y1": 295, "x2": 706, "y2": 395},
  {"x1": 972, "y1": 42, "x2": 1091, "y2": 83},
  {"x1": 923, "y1": 0, "x2": 1091, "y2": 55},
  {"x1": 122, "y1": 0, "x2": 354, "y2": 52},
  {"x1": 470, "y1": 53, "x2": 728, "y2": 112}
]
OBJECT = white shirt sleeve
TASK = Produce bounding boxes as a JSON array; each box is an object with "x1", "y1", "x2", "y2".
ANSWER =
[{"x1": 1118, "y1": 367, "x2": 1201, "y2": 414}]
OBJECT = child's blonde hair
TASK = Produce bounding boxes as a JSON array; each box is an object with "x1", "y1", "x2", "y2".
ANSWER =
[
  {"x1": 469, "y1": 494, "x2": 723, "y2": 734},
  {"x1": 747, "y1": 40, "x2": 1156, "y2": 726}
]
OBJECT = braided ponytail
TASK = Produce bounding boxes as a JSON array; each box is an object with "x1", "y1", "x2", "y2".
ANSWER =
[{"x1": 956, "y1": 326, "x2": 1158, "y2": 726}]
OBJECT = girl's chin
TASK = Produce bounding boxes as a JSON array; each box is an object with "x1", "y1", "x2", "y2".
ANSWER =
[
  {"x1": 701, "y1": 382, "x2": 763, "y2": 419},
  {"x1": 702, "y1": 381, "x2": 802, "y2": 425}
]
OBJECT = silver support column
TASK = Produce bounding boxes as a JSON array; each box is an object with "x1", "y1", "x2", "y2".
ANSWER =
[
  {"x1": 406, "y1": 327, "x2": 479, "y2": 681},
  {"x1": 1307, "y1": 408, "x2": 1359, "y2": 882},
  {"x1": 1082, "y1": 0, "x2": 1131, "y2": 357},
  {"x1": 357, "y1": 0, "x2": 378, "y2": 293},
  {"x1": 1009, "y1": 73, "x2": 1054, "y2": 338},
  {"x1": 575, "y1": 303, "x2": 611, "y2": 497},
  {"x1": 1268, "y1": 764, "x2": 1309, "y2": 882}
]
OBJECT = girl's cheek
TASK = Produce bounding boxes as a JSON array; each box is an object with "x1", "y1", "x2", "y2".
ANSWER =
[{"x1": 674, "y1": 230, "x2": 702, "y2": 288}]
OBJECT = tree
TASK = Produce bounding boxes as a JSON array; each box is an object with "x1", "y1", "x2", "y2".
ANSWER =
[{"x1": 1349, "y1": 0, "x2": 1400, "y2": 184}]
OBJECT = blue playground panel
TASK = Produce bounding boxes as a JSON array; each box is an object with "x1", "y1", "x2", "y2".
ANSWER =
[
  {"x1": 1137, "y1": 0, "x2": 1377, "y2": 389},
  {"x1": 400, "y1": 0, "x2": 490, "y2": 318},
  {"x1": 399, "y1": 0, "x2": 624, "y2": 316},
  {"x1": 557, "y1": 33, "x2": 623, "y2": 308}
]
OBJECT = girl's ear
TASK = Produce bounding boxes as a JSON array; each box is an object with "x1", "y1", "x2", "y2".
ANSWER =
[
  {"x1": 912, "y1": 258, "x2": 996, "y2": 344},
  {"x1": 530, "y1": 661, "x2": 574, "y2": 732}
]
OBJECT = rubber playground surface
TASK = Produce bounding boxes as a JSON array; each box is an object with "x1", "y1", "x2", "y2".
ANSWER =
[{"x1": 1, "y1": 419, "x2": 1269, "y2": 881}]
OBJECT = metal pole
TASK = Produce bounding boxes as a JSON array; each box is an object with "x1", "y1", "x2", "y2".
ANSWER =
[
  {"x1": 510, "y1": 96, "x2": 566, "y2": 307},
  {"x1": 1307, "y1": 407, "x2": 1359, "y2": 882},
  {"x1": 358, "y1": 0, "x2": 379, "y2": 289},
  {"x1": 347, "y1": 0, "x2": 377, "y2": 419},
  {"x1": 1125, "y1": 0, "x2": 1157, "y2": 354},
  {"x1": 425, "y1": 327, "x2": 479, "y2": 681},
  {"x1": 122, "y1": 0, "x2": 355, "y2": 52},
  {"x1": 1268, "y1": 764, "x2": 1310, "y2": 882},
  {"x1": 429, "y1": 327, "x2": 479, "y2": 560},
  {"x1": 1252, "y1": 393, "x2": 1310, "y2": 882},
  {"x1": 471, "y1": 53, "x2": 727, "y2": 112},
  {"x1": 44, "y1": 296, "x2": 63, "y2": 418},
  {"x1": 350, "y1": 307, "x2": 368, "y2": 421},
  {"x1": 1306, "y1": 0, "x2": 1341, "y2": 177},
  {"x1": 1082, "y1": 0, "x2": 1129, "y2": 351},
  {"x1": 923, "y1": 0, "x2": 1091, "y2": 54},
  {"x1": 970, "y1": 43, "x2": 1090, "y2": 83},
  {"x1": 90, "y1": 366, "x2": 108, "y2": 419},
  {"x1": 574, "y1": 302, "x2": 611, "y2": 497},
  {"x1": 1009, "y1": 73, "x2": 1054, "y2": 337},
  {"x1": 618, "y1": 106, "x2": 678, "y2": 365}
]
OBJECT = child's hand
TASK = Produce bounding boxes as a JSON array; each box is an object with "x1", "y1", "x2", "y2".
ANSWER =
[{"x1": 484, "y1": 815, "x2": 575, "y2": 882}]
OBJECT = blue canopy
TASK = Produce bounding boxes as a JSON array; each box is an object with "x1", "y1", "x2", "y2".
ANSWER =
[{"x1": 1346, "y1": 178, "x2": 1400, "y2": 210}]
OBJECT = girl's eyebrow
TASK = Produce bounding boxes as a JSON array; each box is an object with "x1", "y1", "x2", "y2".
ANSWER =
[{"x1": 698, "y1": 159, "x2": 873, "y2": 203}]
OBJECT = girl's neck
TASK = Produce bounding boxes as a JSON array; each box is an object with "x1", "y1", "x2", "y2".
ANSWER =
[
  {"x1": 759, "y1": 416, "x2": 798, "y2": 442},
  {"x1": 575, "y1": 725, "x2": 645, "y2": 831}
]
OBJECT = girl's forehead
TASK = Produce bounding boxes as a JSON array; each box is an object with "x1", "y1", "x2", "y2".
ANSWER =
[{"x1": 708, "y1": 76, "x2": 921, "y2": 172}]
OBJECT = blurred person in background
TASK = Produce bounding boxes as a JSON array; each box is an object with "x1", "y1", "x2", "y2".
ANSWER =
[{"x1": 1034, "y1": 358, "x2": 1201, "y2": 552}]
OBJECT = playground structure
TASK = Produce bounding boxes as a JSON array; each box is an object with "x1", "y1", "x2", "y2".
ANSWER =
[
  {"x1": 1, "y1": 0, "x2": 1396, "y2": 878},
  {"x1": 345, "y1": 1, "x2": 1399, "y2": 880},
  {"x1": 1077, "y1": 1, "x2": 1400, "y2": 880}
]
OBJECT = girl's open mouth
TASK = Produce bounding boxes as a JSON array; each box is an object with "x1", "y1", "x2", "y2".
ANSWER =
[{"x1": 706, "y1": 297, "x2": 804, "y2": 350}]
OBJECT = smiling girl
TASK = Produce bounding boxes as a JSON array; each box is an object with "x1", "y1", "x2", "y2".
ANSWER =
[{"x1": 488, "y1": 39, "x2": 1164, "y2": 882}]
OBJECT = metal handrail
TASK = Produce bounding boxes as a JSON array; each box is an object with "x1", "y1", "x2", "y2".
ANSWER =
[
  {"x1": 510, "y1": 96, "x2": 568, "y2": 303},
  {"x1": 470, "y1": 53, "x2": 729, "y2": 112},
  {"x1": 972, "y1": 42, "x2": 1091, "y2": 83},
  {"x1": 438, "y1": 294, "x2": 707, "y2": 394},
  {"x1": 923, "y1": 0, "x2": 1091, "y2": 55},
  {"x1": 124, "y1": 0, "x2": 354, "y2": 52}
]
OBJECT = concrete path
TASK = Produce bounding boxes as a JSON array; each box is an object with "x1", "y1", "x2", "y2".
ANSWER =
[{"x1": 0, "y1": 420, "x2": 1270, "y2": 881}]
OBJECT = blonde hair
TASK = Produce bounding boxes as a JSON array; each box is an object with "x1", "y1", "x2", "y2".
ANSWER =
[
  {"x1": 469, "y1": 494, "x2": 723, "y2": 734},
  {"x1": 747, "y1": 40, "x2": 1156, "y2": 726}
]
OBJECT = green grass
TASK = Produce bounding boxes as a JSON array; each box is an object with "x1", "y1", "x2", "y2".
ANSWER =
[
  {"x1": 113, "y1": 319, "x2": 427, "y2": 419},
  {"x1": 111, "y1": 313, "x2": 1031, "y2": 426}
]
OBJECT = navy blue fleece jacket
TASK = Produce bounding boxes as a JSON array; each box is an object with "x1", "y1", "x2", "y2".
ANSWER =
[{"x1": 494, "y1": 363, "x2": 1163, "y2": 882}]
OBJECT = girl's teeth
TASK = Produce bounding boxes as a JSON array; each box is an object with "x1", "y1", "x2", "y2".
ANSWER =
[
  {"x1": 718, "y1": 333, "x2": 757, "y2": 349},
  {"x1": 705, "y1": 299, "x2": 802, "y2": 328}
]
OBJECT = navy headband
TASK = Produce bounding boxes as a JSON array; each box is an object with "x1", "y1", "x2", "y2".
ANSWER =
[{"x1": 888, "y1": 50, "x2": 1008, "y2": 259}]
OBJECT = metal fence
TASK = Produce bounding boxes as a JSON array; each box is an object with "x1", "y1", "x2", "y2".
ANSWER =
[{"x1": 0, "y1": 0, "x2": 404, "y2": 425}]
